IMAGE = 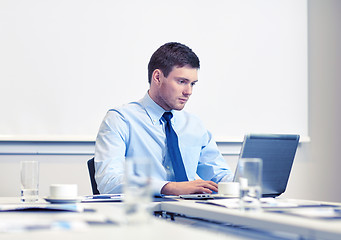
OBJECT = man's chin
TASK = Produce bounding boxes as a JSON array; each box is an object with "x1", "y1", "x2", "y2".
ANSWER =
[{"x1": 173, "y1": 104, "x2": 186, "y2": 111}]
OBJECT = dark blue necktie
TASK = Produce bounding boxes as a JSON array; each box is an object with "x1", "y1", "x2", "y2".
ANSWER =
[{"x1": 163, "y1": 112, "x2": 188, "y2": 182}]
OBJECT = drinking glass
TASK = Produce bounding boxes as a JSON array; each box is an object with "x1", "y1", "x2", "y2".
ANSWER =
[
  {"x1": 123, "y1": 157, "x2": 152, "y2": 224},
  {"x1": 20, "y1": 161, "x2": 39, "y2": 202},
  {"x1": 237, "y1": 158, "x2": 262, "y2": 211}
]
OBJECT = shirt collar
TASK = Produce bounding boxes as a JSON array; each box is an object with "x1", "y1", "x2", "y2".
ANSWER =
[{"x1": 139, "y1": 92, "x2": 166, "y2": 125}]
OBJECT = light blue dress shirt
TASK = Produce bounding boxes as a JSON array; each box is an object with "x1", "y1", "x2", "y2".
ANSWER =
[{"x1": 94, "y1": 93, "x2": 233, "y2": 195}]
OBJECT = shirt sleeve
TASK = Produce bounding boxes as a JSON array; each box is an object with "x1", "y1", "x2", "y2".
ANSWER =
[
  {"x1": 197, "y1": 131, "x2": 234, "y2": 183},
  {"x1": 94, "y1": 110, "x2": 128, "y2": 194},
  {"x1": 94, "y1": 109, "x2": 169, "y2": 196}
]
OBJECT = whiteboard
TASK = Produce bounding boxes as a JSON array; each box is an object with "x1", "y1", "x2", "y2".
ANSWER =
[{"x1": 0, "y1": 0, "x2": 307, "y2": 142}]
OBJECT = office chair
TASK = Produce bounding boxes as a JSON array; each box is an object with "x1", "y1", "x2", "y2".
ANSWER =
[{"x1": 87, "y1": 157, "x2": 100, "y2": 195}]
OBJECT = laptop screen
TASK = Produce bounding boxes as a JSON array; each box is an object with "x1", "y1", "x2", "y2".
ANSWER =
[{"x1": 234, "y1": 134, "x2": 300, "y2": 197}]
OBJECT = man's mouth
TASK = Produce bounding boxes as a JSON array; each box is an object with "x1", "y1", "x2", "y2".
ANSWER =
[{"x1": 179, "y1": 98, "x2": 188, "y2": 104}]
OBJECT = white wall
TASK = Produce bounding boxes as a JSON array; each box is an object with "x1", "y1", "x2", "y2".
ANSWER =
[
  {"x1": 0, "y1": 0, "x2": 341, "y2": 202},
  {"x1": 0, "y1": 0, "x2": 308, "y2": 142},
  {"x1": 283, "y1": 0, "x2": 341, "y2": 202},
  {"x1": 0, "y1": 141, "x2": 318, "y2": 200},
  {"x1": 305, "y1": 0, "x2": 341, "y2": 202},
  {"x1": 0, "y1": 154, "x2": 92, "y2": 197}
]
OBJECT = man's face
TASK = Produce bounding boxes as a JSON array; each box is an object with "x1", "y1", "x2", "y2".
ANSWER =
[{"x1": 156, "y1": 65, "x2": 198, "y2": 111}]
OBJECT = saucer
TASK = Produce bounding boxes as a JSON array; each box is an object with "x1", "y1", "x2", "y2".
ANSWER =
[
  {"x1": 212, "y1": 194, "x2": 239, "y2": 199},
  {"x1": 44, "y1": 197, "x2": 82, "y2": 204}
]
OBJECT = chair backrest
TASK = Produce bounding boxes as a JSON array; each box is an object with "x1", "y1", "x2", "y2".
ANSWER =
[{"x1": 87, "y1": 157, "x2": 100, "y2": 195}]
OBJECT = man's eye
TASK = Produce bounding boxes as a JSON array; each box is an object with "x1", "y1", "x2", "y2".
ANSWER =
[{"x1": 191, "y1": 82, "x2": 196, "y2": 86}]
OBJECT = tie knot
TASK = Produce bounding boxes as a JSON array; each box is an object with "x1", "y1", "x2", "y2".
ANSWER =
[{"x1": 163, "y1": 112, "x2": 173, "y2": 122}]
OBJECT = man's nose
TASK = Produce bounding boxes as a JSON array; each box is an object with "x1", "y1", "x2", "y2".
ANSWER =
[{"x1": 183, "y1": 84, "x2": 192, "y2": 96}]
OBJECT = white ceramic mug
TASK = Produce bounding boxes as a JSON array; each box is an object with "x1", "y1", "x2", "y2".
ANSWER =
[
  {"x1": 49, "y1": 184, "x2": 78, "y2": 199},
  {"x1": 218, "y1": 182, "x2": 240, "y2": 196}
]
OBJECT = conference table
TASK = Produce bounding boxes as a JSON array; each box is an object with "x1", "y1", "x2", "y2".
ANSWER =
[{"x1": 0, "y1": 196, "x2": 341, "y2": 240}]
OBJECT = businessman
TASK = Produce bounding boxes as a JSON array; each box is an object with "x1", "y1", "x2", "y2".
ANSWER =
[{"x1": 95, "y1": 42, "x2": 233, "y2": 196}]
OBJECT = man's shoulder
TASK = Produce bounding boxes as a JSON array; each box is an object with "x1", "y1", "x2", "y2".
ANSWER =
[
  {"x1": 175, "y1": 110, "x2": 207, "y2": 130},
  {"x1": 102, "y1": 101, "x2": 145, "y2": 124},
  {"x1": 108, "y1": 101, "x2": 143, "y2": 114},
  {"x1": 176, "y1": 110, "x2": 202, "y2": 122}
]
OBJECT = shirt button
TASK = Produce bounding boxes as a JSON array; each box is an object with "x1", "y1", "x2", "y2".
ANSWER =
[{"x1": 166, "y1": 166, "x2": 170, "y2": 169}]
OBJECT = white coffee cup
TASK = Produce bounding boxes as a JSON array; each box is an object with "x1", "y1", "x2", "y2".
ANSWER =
[
  {"x1": 49, "y1": 184, "x2": 78, "y2": 199},
  {"x1": 218, "y1": 182, "x2": 240, "y2": 196}
]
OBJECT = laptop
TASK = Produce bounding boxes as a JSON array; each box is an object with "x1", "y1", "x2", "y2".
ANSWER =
[
  {"x1": 180, "y1": 133, "x2": 300, "y2": 200},
  {"x1": 234, "y1": 133, "x2": 300, "y2": 197}
]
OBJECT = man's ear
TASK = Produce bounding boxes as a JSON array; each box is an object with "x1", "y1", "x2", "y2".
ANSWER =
[{"x1": 152, "y1": 69, "x2": 163, "y2": 85}]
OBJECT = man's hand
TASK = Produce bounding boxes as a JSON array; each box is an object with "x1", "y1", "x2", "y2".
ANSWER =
[{"x1": 160, "y1": 179, "x2": 218, "y2": 196}]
